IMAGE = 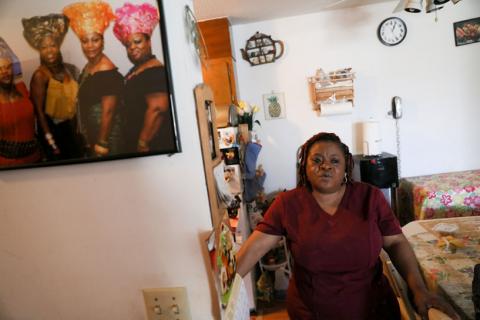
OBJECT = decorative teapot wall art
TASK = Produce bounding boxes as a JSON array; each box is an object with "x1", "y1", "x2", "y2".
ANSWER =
[{"x1": 241, "y1": 31, "x2": 284, "y2": 66}]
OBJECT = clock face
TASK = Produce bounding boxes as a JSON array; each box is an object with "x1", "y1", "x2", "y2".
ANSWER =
[{"x1": 377, "y1": 17, "x2": 407, "y2": 46}]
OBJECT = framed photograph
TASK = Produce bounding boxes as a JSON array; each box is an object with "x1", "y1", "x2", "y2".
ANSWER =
[
  {"x1": 205, "y1": 100, "x2": 219, "y2": 160},
  {"x1": 263, "y1": 92, "x2": 286, "y2": 120},
  {"x1": 224, "y1": 164, "x2": 241, "y2": 195},
  {"x1": 0, "y1": 0, "x2": 180, "y2": 171},
  {"x1": 454, "y1": 17, "x2": 480, "y2": 46},
  {"x1": 217, "y1": 126, "x2": 237, "y2": 150},
  {"x1": 204, "y1": 215, "x2": 238, "y2": 315},
  {"x1": 221, "y1": 147, "x2": 240, "y2": 166},
  {"x1": 213, "y1": 161, "x2": 232, "y2": 209}
]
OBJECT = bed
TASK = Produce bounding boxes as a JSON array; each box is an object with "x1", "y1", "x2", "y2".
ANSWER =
[{"x1": 397, "y1": 169, "x2": 480, "y2": 225}]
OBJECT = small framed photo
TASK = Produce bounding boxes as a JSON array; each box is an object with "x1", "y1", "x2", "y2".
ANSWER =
[
  {"x1": 224, "y1": 164, "x2": 241, "y2": 195},
  {"x1": 221, "y1": 147, "x2": 240, "y2": 165},
  {"x1": 263, "y1": 92, "x2": 286, "y2": 120},
  {"x1": 217, "y1": 127, "x2": 237, "y2": 150},
  {"x1": 454, "y1": 17, "x2": 480, "y2": 47}
]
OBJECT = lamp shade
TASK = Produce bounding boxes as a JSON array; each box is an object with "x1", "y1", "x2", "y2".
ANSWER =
[
  {"x1": 426, "y1": 0, "x2": 444, "y2": 12},
  {"x1": 405, "y1": 0, "x2": 423, "y2": 12},
  {"x1": 433, "y1": 0, "x2": 449, "y2": 4}
]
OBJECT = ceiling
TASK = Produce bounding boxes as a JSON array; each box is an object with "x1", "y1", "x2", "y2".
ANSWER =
[{"x1": 193, "y1": 0, "x2": 395, "y2": 25}]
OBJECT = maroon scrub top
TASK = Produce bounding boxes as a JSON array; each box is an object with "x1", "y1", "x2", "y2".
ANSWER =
[{"x1": 256, "y1": 182, "x2": 402, "y2": 320}]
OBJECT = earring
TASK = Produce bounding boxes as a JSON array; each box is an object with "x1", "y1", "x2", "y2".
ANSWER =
[{"x1": 343, "y1": 173, "x2": 348, "y2": 184}]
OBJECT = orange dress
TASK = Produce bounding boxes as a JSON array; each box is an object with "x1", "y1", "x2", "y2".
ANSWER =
[{"x1": 0, "y1": 82, "x2": 41, "y2": 166}]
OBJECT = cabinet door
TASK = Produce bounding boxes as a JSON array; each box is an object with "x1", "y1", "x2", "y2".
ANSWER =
[
  {"x1": 198, "y1": 18, "x2": 233, "y2": 59},
  {"x1": 201, "y1": 57, "x2": 237, "y2": 127}
]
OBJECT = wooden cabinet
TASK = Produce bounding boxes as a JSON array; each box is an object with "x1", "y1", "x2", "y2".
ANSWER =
[
  {"x1": 199, "y1": 18, "x2": 237, "y2": 128},
  {"x1": 201, "y1": 58, "x2": 236, "y2": 126},
  {"x1": 198, "y1": 18, "x2": 233, "y2": 59}
]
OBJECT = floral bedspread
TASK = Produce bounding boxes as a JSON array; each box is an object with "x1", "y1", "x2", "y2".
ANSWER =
[
  {"x1": 404, "y1": 216, "x2": 480, "y2": 320},
  {"x1": 398, "y1": 170, "x2": 480, "y2": 223}
]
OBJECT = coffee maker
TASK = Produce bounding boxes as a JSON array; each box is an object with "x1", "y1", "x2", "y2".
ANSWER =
[{"x1": 352, "y1": 152, "x2": 399, "y2": 214}]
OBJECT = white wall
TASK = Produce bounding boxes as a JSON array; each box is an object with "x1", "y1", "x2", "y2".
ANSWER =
[
  {"x1": 0, "y1": 0, "x2": 219, "y2": 319},
  {"x1": 232, "y1": 0, "x2": 480, "y2": 193}
]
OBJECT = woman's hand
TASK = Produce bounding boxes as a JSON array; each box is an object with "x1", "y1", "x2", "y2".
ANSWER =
[
  {"x1": 137, "y1": 139, "x2": 150, "y2": 152},
  {"x1": 412, "y1": 289, "x2": 460, "y2": 320},
  {"x1": 94, "y1": 144, "x2": 109, "y2": 156}
]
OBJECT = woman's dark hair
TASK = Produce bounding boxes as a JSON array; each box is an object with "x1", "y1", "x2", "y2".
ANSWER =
[{"x1": 297, "y1": 132, "x2": 354, "y2": 189}]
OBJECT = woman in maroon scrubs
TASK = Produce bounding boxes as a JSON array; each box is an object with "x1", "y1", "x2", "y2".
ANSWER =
[{"x1": 236, "y1": 132, "x2": 458, "y2": 320}]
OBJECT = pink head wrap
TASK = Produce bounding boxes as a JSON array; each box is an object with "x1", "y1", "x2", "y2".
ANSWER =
[{"x1": 113, "y1": 2, "x2": 159, "y2": 45}]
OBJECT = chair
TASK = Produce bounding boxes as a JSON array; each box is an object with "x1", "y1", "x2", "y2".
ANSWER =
[{"x1": 380, "y1": 250, "x2": 452, "y2": 320}]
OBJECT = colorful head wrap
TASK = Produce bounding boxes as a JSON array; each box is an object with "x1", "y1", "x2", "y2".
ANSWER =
[
  {"x1": 113, "y1": 2, "x2": 159, "y2": 44},
  {"x1": 0, "y1": 37, "x2": 23, "y2": 80},
  {"x1": 22, "y1": 14, "x2": 69, "y2": 49},
  {"x1": 63, "y1": 1, "x2": 115, "y2": 38}
]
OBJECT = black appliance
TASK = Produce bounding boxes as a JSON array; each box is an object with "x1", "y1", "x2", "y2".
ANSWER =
[{"x1": 352, "y1": 152, "x2": 399, "y2": 213}]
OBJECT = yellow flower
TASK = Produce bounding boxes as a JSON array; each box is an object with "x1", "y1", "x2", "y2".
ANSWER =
[
  {"x1": 252, "y1": 105, "x2": 259, "y2": 113},
  {"x1": 238, "y1": 100, "x2": 248, "y2": 110}
]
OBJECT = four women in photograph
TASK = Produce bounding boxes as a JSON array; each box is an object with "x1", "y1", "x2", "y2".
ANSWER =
[{"x1": 0, "y1": 1, "x2": 176, "y2": 169}]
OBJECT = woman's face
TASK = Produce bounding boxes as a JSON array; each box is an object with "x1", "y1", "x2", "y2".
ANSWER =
[
  {"x1": 0, "y1": 57, "x2": 13, "y2": 88},
  {"x1": 39, "y1": 36, "x2": 60, "y2": 65},
  {"x1": 125, "y1": 33, "x2": 152, "y2": 65},
  {"x1": 306, "y1": 141, "x2": 346, "y2": 194},
  {"x1": 80, "y1": 32, "x2": 104, "y2": 61}
]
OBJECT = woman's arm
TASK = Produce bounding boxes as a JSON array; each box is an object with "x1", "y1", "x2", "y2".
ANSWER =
[
  {"x1": 383, "y1": 234, "x2": 459, "y2": 320},
  {"x1": 137, "y1": 92, "x2": 169, "y2": 152},
  {"x1": 94, "y1": 95, "x2": 118, "y2": 156},
  {"x1": 30, "y1": 70, "x2": 59, "y2": 154},
  {"x1": 236, "y1": 230, "x2": 281, "y2": 277}
]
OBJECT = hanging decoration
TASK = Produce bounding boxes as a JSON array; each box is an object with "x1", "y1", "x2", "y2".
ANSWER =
[
  {"x1": 240, "y1": 31, "x2": 284, "y2": 66},
  {"x1": 184, "y1": 5, "x2": 208, "y2": 62}
]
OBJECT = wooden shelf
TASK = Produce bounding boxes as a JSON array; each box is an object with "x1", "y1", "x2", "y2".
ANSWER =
[{"x1": 308, "y1": 68, "x2": 355, "y2": 107}]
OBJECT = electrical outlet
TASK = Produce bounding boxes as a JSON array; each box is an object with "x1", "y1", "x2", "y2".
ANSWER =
[{"x1": 142, "y1": 287, "x2": 191, "y2": 320}]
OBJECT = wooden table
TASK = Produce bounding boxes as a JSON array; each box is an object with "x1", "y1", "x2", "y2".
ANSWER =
[{"x1": 403, "y1": 216, "x2": 480, "y2": 320}]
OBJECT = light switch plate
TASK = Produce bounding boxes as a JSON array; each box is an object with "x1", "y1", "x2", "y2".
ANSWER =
[{"x1": 143, "y1": 287, "x2": 191, "y2": 320}]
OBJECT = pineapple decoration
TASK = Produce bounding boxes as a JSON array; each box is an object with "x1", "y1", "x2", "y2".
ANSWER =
[{"x1": 267, "y1": 95, "x2": 282, "y2": 118}]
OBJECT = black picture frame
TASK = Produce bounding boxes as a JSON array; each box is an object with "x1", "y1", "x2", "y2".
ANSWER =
[
  {"x1": 221, "y1": 147, "x2": 239, "y2": 166},
  {"x1": 454, "y1": 17, "x2": 480, "y2": 47},
  {"x1": 0, "y1": 0, "x2": 180, "y2": 171}
]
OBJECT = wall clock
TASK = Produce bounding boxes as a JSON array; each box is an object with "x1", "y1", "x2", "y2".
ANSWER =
[{"x1": 377, "y1": 17, "x2": 407, "y2": 46}]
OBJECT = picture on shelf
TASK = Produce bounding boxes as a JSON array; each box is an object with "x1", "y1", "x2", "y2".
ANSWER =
[
  {"x1": 224, "y1": 164, "x2": 241, "y2": 195},
  {"x1": 263, "y1": 92, "x2": 286, "y2": 120},
  {"x1": 221, "y1": 147, "x2": 240, "y2": 165},
  {"x1": 213, "y1": 161, "x2": 233, "y2": 208},
  {"x1": 0, "y1": 0, "x2": 180, "y2": 171},
  {"x1": 205, "y1": 214, "x2": 238, "y2": 315},
  {"x1": 454, "y1": 17, "x2": 480, "y2": 46},
  {"x1": 217, "y1": 127, "x2": 237, "y2": 149}
]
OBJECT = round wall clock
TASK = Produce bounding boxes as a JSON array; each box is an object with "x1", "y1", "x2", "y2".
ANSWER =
[{"x1": 377, "y1": 17, "x2": 407, "y2": 46}]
